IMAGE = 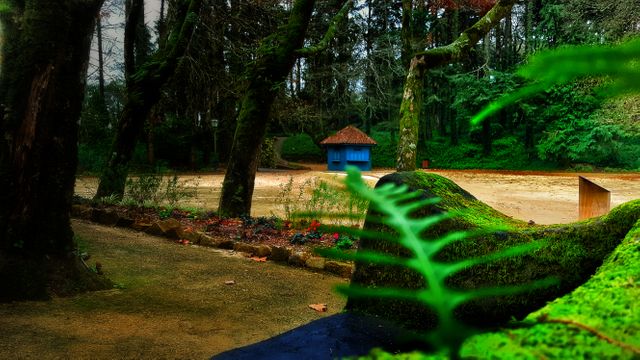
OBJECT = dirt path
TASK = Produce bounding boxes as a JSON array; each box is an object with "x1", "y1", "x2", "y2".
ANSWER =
[
  {"x1": 0, "y1": 220, "x2": 347, "y2": 359},
  {"x1": 75, "y1": 167, "x2": 640, "y2": 225}
]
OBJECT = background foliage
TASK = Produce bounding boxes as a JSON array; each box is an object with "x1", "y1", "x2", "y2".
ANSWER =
[{"x1": 78, "y1": 0, "x2": 640, "y2": 173}]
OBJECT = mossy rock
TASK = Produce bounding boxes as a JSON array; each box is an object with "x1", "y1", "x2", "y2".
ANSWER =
[{"x1": 347, "y1": 171, "x2": 640, "y2": 330}]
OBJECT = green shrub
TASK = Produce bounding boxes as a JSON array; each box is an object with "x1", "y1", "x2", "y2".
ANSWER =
[
  {"x1": 536, "y1": 116, "x2": 629, "y2": 167},
  {"x1": 125, "y1": 173, "x2": 163, "y2": 206},
  {"x1": 419, "y1": 137, "x2": 556, "y2": 170},
  {"x1": 334, "y1": 234, "x2": 354, "y2": 250},
  {"x1": 371, "y1": 131, "x2": 397, "y2": 168},
  {"x1": 124, "y1": 173, "x2": 196, "y2": 207},
  {"x1": 281, "y1": 133, "x2": 322, "y2": 162},
  {"x1": 276, "y1": 175, "x2": 369, "y2": 227},
  {"x1": 77, "y1": 143, "x2": 108, "y2": 174}
]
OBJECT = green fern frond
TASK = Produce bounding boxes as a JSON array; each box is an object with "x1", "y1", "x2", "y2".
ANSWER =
[
  {"x1": 319, "y1": 167, "x2": 556, "y2": 358},
  {"x1": 471, "y1": 36, "x2": 640, "y2": 124}
]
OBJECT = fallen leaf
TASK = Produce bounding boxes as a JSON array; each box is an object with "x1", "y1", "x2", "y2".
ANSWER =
[
  {"x1": 251, "y1": 256, "x2": 267, "y2": 262},
  {"x1": 225, "y1": 280, "x2": 235, "y2": 285},
  {"x1": 308, "y1": 303, "x2": 327, "y2": 312}
]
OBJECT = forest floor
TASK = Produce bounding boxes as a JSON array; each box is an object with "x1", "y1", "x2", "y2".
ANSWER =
[
  {"x1": 2, "y1": 167, "x2": 637, "y2": 359},
  {"x1": 0, "y1": 220, "x2": 348, "y2": 359}
]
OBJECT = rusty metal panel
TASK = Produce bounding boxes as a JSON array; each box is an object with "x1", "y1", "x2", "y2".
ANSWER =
[{"x1": 579, "y1": 176, "x2": 611, "y2": 220}]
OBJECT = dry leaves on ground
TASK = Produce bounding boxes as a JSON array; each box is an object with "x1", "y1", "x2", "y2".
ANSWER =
[{"x1": 308, "y1": 303, "x2": 327, "y2": 312}]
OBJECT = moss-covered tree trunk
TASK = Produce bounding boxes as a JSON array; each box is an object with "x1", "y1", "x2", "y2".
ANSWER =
[
  {"x1": 217, "y1": 0, "x2": 317, "y2": 217},
  {"x1": 395, "y1": 0, "x2": 517, "y2": 171},
  {"x1": 218, "y1": 0, "x2": 350, "y2": 217},
  {"x1": 0, "y1": 0, "x2": 109, "y2": 301},
  {"x1": 396, "y1": 58, "x2": 423, "y2": 171},
  {"x1": 94, "y1": 0, "x2": 202, "y2": 199},
  {"x1": 400, "y1": 0, "x2": 413, "y2": 69}
]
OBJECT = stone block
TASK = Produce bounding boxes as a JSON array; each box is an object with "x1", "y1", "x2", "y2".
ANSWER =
[
  {"x1": 325, "y1": 261, "x2": 353, "y2": 278},
  {"x1": 146, "y1": 218, "x2": 182, "y2": 239},
  {"x1": 92, "y1": 209, "x2": 119, "y2": 226},
  {"x1": 115, "y1": 216, "x2": 135, "y2": 228},
  {"x1": 71, "y1": 204, "x2": 92, "y2": 220},
  {"x1": 288, "y1": 251, "x2": 308, "y2": 267},
  {"x1": 255, "y1": 245, "x2": 272, "y2": 257},
  {"x1": 217, "y1": 239, "x2": 235, "y2": 250},
  {"x1": 270, "y1": 246, "x2": 291, "y2": 261},
  {"x1": 234, "y1": 242, "x2": 258, "y2": 255},
  {"x1": 305, "y1": 257, "x2": 326, "y2": 270}
]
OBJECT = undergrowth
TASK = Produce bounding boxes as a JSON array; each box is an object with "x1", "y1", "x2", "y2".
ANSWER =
[
  {"x1": 123, "y1": 173, "x2": 198, "y2": 207},
  {"x1": 276, "y1": 175, "x2": 369, "y2": 228}
]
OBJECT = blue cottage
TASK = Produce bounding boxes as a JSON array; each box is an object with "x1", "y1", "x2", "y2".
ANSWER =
[{"x1": 320, "y1": 125, "x2": 377, "y2": 171}]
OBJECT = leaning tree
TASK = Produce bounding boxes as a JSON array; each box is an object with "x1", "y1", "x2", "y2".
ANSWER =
[
  {"x1": 0, "y1": 0, "x2": 111, "y2": 301},
  {"x1": 94, "y1": 0, "x2": 202, "y2": 199},
  {"x1": 218, "y1": 0, "x2": 351, "y2": 217},
  {"x1": 396, "y1": 0, "x2": 517, "y2": 171}
]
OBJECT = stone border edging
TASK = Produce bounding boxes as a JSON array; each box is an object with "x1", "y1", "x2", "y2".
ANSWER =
[{"x1": 71, "y1": 204, "x2": 353, "y2": 278}]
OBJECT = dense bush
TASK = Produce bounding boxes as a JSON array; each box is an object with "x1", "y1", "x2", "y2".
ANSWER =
[
  {"x1": 281, "y1": 133, "x2": 323, "y2": 162},
  {"x1": 418, "y1": 136, "x2": 556, "y2": 170},
  {"x1": 370, "y1": 131, "x2": 397, "y2": 168},
  {"x1": 537, "y1": 117, "x2": 627, "y2": 167},
  {"x1": 77, "y1": 143, "x2": 109, "y2": 174}
]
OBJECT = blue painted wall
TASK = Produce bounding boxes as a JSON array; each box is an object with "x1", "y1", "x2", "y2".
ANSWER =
[{"x1": 326, "y1": 145, "x2": 373, "y2": 171}]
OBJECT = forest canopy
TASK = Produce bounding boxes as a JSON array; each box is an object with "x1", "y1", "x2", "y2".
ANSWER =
[{"x1": 78, "y1": 0, "x2": 640, "y2": 174}]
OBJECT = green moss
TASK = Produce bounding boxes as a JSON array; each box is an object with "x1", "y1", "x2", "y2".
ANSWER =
[
  {"x1": 348, "y1": 171, "x2": 640, "y2": 331},
  {"x1": 397, "y1": 62, "x2": 423, "y2": 172},
  {"x1": 456, "y1": 219, "x2": 640, "y2": 359}
]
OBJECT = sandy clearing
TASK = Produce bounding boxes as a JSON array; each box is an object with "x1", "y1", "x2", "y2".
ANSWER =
[{"x1": 75, "y1": 167, "x2": 640, "y2": 225}]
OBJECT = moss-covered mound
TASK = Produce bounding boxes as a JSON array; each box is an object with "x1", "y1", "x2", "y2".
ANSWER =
[
  {"x1": 363, "y1": 219, "x2": 640, "y2": 359},
  {"x1": 347, "y1": 171, "x2": 640, "y2": 330}
]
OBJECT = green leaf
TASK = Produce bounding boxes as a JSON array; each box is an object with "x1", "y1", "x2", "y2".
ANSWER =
[{"x1": 472, "y1": 37, "x2": 640, "y2": 124}]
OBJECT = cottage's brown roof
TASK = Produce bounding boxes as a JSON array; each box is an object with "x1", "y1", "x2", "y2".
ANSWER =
[{"x1": 319, "y1": 125, "x2": 377, "y2": 145}]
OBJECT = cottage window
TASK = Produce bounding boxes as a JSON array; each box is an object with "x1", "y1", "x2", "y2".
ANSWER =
[
  {"x1": 331, "y1": 149, "x2": 341, "y2": 162},
  {"x1": 346, "y1": 147, "x2": 368, "y2": 162}
]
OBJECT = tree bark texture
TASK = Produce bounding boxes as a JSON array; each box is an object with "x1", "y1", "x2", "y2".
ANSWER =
[
  {"x1": 400, "y1": 0, "x2": 413, "y2": 69},
  {"x1": 95, "y1": 0, "x2": 202, "y2": 199},
  {"x1": 395, "y1": 0, "x2": 517, "y2": 171},
  {"x1": 0, "y1": 0, "x2": 105, "y2": 300},
  {"x1": 217, "y1": 0, "x2": 318, "y2": 217}
]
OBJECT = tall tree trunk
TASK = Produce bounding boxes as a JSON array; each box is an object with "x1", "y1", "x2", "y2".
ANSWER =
[
  {"x1": 158, "y1": 0, "x2": 167, "y2": 48},
  {"x1": 401, "y1": 0, "x2": 413, "y2": 69},
  {"x1": 397, "y1": 58, "x2": 423, "y2": 170},
  {"x1": 218, "y1": 0, "x2": 350, "y2": 216},
  {"x1": 524, "y1": 0, "x2": 534, "y2": 55},
  {"x1": 95, "y1": 0, "x2": 202, "y2": 199},
  {"x1": 124, "y1": 0, "x2": 143, "y2": 81},
  {"x1": 97, "y1": 15, "x2": 105, "y2": 99},
  {"x1": 218, "y1": 0, "x2": 317, "y2": 217},
  {"x1": 395, "y1": 0, "x2": 517, "y2": 171},
  {"x1": 0, "y1": 0, "x2": 111, "y2": 301}
]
